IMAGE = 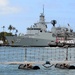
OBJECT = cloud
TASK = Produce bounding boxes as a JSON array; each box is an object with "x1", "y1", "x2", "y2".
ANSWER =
[{"x1": 0, "y1": 0, "x2": 21, "y2": 14}]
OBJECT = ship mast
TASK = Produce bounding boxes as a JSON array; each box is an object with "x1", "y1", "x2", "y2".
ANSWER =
[
  {"x1": 39, "y1": 5, "x2": 45, "y2": 23},
  {"x1": 43, "y1": 4, "x2": 44, "y2": 15}
]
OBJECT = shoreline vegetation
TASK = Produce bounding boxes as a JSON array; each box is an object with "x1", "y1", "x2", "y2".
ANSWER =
[{"x1": 0, "y1": 25, "x2": 18, "y2": 45}]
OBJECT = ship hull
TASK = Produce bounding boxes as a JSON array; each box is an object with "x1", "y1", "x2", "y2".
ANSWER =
[{"x1": 6, "y1": 36, "x2": 56, "y2": 47}]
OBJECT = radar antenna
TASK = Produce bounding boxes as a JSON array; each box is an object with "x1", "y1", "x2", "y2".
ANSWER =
[{"x1": 51, "y1": 20, "x2": 57, "y2": 26}]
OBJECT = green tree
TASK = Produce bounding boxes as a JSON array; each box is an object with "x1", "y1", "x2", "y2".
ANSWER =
[{"x1": 8, "y1": 25, "x2": 13, "y2": 32}]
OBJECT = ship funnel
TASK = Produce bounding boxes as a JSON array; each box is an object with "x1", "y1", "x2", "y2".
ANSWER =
[{"x1": 51, "y1": 20, "x2": 57, "y2": 26}]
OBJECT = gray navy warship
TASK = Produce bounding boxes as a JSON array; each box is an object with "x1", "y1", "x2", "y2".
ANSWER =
[{"x1": 6, "y1": 8, "x2": 75, "y2": 47}]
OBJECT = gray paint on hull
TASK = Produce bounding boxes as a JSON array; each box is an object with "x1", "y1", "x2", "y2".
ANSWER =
[{"x1": 6, "y1": 36, "x2": 56, "y2": 47}]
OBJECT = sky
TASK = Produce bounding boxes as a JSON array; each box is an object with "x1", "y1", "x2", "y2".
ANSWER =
[{"x1": 0, "y1": 0, "x2": 75, "y2": 34}]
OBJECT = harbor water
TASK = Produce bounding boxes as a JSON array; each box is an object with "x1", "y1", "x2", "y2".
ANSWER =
[{"x1": 0, "y1": 46, "x2": 75, "y2": 75}]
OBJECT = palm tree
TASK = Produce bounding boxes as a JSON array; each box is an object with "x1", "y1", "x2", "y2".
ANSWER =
[
  {"x1": 12, "y1": 27, "x2": 16, "y2": 34},
  {"x1": 2, "y1": 26, "x2": 5, "y2": 32},
  {"x1": 12, "y1": 27, "x2": 16, "y2": 31},
  {"x1": 16, "y1": 29, "x2": 18, "y2": 33},
  {"x1": 1, "y1": 26, "x2": 5, "y2": 43},
  {"x1": 8, "y1": 25, "x2": 13, "y2": 33},
  {"x1": 15, "y1": 29, "x2": 18, "y2": 35}
]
